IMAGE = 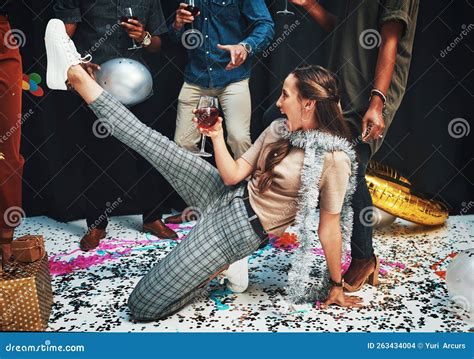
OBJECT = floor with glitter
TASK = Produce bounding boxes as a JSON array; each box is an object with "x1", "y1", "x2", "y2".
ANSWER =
[{"x1": 13, "y1": 214, "x2": 474, "y2": 332}]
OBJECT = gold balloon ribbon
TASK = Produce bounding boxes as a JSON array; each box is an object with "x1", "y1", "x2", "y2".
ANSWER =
[{"x1": 366, "y1": 161, "x2": 449, "y2": 226}]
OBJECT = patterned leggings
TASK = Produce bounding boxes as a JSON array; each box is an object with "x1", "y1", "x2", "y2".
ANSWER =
[{"x1": 89, "y1": 91, "x2": 264, "y2": 321}]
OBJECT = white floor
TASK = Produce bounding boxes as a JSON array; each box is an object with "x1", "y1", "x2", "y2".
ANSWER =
[{"x1": 13, "y1": 214, "x2": 474, "y2": 332}]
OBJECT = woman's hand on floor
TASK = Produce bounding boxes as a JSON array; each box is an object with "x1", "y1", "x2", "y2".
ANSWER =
[{"x1": 321, "y1": 287, "x2": 364, "y2": 308}]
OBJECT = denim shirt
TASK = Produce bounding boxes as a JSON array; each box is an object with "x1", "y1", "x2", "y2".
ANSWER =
[
  {"x1": 169, "y1": 0, "x2": 274, "y2": 89},
  {"x1": 54, "y1": 0, "x2": 167, "y2": 66}
]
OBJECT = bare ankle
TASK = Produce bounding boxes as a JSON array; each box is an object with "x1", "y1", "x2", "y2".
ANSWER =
[{"x1": 67, "y1": 64, "x2": 85, "y2": 86}]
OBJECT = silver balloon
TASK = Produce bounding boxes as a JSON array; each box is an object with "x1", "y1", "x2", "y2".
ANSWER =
[
  {"x1": 446, "y1": 248, "x2": 474, "y2": 314},
  {"x1": 372, "y1": 206, "x2": 397, "y2": 228},
  {"x1": 95, "y1": 58, "x2": 153, "y2": 106}
]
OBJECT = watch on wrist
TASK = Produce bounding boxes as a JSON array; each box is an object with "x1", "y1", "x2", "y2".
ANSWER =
[
  {"x1": 239, "y1": 42, "x2": 252, "y2": 54},
  {"x1": 141, "y1": 31, "x2": 152, "y2": 47}
]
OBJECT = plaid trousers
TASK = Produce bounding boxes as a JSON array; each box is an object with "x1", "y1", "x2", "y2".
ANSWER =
[{"x1": 89, "y1": 91, "x2": 263, "y2": 320}]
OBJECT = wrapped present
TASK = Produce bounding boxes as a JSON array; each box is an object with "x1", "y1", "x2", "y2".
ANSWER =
[
  {"x1": 0, "y1": 254, "x2": 53, "y2": 331},
  {"x1": 11, "y1": 235, "x2": 45, "y2": 263}
]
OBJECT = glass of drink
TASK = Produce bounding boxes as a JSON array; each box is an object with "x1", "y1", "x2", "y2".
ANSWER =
[
  {"x1": 186, "y1": 0, "x2": 200, "y2": 33},
  {"x1": 194, "y1": 96, "x2": 219, "y2": 157},
  {"x1": 277, "y1": 0, "x2": 295, "y2": 16},
  {"x1": 120, "y1": 7, "x2": 142, "y2": 50}
]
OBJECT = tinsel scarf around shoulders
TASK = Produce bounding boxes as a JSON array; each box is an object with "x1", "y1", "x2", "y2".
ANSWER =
[{"x1": 274, "y1": 120, "x2": 359, "y2": 303}]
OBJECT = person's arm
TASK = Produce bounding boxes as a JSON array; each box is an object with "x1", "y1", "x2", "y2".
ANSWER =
[
  {"x1": 65, "y1": 23, "x2": 77, "y2": 38},
  {"x1": 238, "y1": 0, "x2": 275, "y2": 56},
  {"x1": 139, "y1": 0, "x2": 168, "y2": 53},
  {"x1": 53, "y1": 1, "x2": 100, "y2": 77},
  {"x1": 318, "y1": 211, "x2": 363, "y2": 308},
  {"x1": 167, "y1": 3, "x2": 196, "y2": 44},
  {"x1": 120, "y1": 20, "x2": 162, "y2": 53},
  {"x1": 317, "y1": 153, "x2": 363, "y2": 308},
  {"x1": 289, "y1": 0, "x2": 336, "y2": 33},
  {"x1": 54, "y1": 0, "x2": 81, "y2": 36},
  {"x1": 361, "y1": 20, "x2": 403, "y2": 142},
  {"x1": 146, "y1": 36, "x2": 163, "y2": 53},
  {"x1": 194, "y1": 117, "x2": 254, "y2": 185},
  {"x1": 218, "y1": 0, "x2": 275, "y2": 71}
]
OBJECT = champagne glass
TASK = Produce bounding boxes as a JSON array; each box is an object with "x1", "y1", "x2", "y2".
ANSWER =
[
  {"x1": 186, "y1": 0, "x2": 200, "y2": 33},
  {"x1": 120, "y1": 7, "x2": 142, "y2": 50},
  {"x1": 194, "y1": 96, "x2": 219, "y2": 157},
  {"x1": 277, "y1": 0, "x2": 295, "y2": 15}
]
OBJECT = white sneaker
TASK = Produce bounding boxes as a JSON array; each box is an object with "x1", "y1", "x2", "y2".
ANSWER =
[
  {"x1": 44, "y1": 19, "x2": 91, "y2": 90},
  {"x1": 219, "y1": 257, "x2": 249, "y2": 293}
]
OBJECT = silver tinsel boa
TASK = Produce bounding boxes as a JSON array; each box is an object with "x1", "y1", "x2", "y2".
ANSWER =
[{"x1": 280, "y1": 122, "x2": 358, "y2": 304}]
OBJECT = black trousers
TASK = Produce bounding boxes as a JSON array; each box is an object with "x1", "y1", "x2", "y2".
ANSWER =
[
  {"x1": 263, "y1": 104, "x2": 374, "y2": 259},
  {"x1": 77, "y1": 93, "x2": 177, "y2": 229}
]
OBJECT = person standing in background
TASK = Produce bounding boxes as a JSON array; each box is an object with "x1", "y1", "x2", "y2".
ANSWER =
[
  {"x1": 264, "y1": 0, "x2": 420, "y2": 291},
  {"x1": 170, "y1": 0, "x2": 274, "y2": 158},
  {"x1": 53, "y1": 0, "x2": 180, "y2": 250},
  {"x1": 0, "y1": 0, "x2": 24, "y2": 268},
  {"x1": 164, "y1": 0, "x2": 274, "y2": 224}
]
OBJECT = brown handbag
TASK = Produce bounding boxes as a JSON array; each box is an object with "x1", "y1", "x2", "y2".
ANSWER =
[{"x1": 11, "y1": 235, "x2": 45, "y2": 263}]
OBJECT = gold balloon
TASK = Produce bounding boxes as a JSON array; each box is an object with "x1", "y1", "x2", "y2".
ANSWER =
[{"x1": 365, "y1": 161, "x2": 448, "y2": 226}]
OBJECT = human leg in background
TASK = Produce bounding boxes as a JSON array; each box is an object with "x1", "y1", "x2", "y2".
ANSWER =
[
  {"x1": 344, "y1": 125, "x2": 379, "y2": 292},
  {"x1": 166, "y1": 79, "x2": 252, "y2": 224},
  {"x1": 81, "y1": 104, "x2": 126, "y2": 250},
  {"x1": 128, "y1": 96, "x2": 178, "y2": 239},
  {"x1": 174, "y1": 82, "x2": 207, "y2": 153},
  {"x1": 0, "y1": 16, "x2": 24, "y2": 267},
  {"x1": 218, "y1": 79, "x2": 252, "y2": 158}
]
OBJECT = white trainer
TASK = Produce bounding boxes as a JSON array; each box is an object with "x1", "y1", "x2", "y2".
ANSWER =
[
  {"x1": 44, "y1": 19, "x2": 91, "y2": 90},
  {"x1": 219, "y1": 256, "x2": 249, "y2": 293}
]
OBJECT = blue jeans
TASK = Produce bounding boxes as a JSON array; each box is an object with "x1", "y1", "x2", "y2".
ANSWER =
[{"x1": 350, "y1": 137, "x2": 374, "y2": 259}]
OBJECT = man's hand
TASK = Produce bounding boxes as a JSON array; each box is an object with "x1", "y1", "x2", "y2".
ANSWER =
[
  {"x1": 120, "y1": 18, "x2": 146, "y2": 42},
  {"x1": 217, "y1": 44, "x2": 249, "y2": 70},
  {"x1": 361, "y1": 97, "x2": 385, "y2": 142},
  {"x1": 321, "y1": 287, "x2": 364, "y2": 309},
  {"x1": 289, "y1": 0, "x2": 314, "y2": 9},
  {"x1": 173, "y1": 3, "x2": 199, "y2": 31},
  {"x1": 81, "y1": 62, "x2": 101, "y2": 80}
]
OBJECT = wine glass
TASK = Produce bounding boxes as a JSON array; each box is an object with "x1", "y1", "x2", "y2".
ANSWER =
[
  {"x1": 277, "y1": 0, "x2": 295, "y2": 15},
  {"x1": 185, "y1": 0, "x2": 200, "y2": 33},
  {"x1": 121, "y1": 7, "x2": 142, "y2": 50},
  {"x1": 194, "y1": 96, "x2": 219, "y2": 158}
]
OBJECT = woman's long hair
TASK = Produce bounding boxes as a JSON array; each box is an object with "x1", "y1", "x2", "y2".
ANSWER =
[{"x1": 257, "y1": 65, "x2": 352, "y2": 193}]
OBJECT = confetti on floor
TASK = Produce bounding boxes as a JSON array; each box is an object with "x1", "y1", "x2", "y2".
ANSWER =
[{"x1": 13, "y1": 214, "x2": 474, "y2": 332}]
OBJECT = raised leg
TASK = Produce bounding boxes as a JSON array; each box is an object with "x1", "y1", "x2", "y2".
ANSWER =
[{"x1": 67, "y1": 65, "x2": 226, "y2": 210}]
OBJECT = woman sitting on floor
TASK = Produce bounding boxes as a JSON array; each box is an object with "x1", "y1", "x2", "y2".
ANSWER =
[{"x1": 45, "y1": 19, "x2": 367, "y2": 321}]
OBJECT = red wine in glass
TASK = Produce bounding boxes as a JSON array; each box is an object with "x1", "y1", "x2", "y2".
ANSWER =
[
  {"x1": 121, "y1": 7, "x2": 142, "y2": 50},
  {"x1": 120, "y1": 14, "x2": 138, "y2": 23},
  {"x1": 186, "y1": 5, "x2": 200, "y2": 16},
  {"x1": 194, "y1": 96, "x2": 219, "y2": 157},
  {"x1": 196, "y1": 107, "x2": 219, "y2": 129}
]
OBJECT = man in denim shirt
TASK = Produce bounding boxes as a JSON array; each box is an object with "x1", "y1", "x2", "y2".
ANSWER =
[
  {"x1": 54, "y1": 0, "x2": 179, "y2": 250},
  {"x1": 170, "y1": 1, "x2": 274, "y2": 158}
]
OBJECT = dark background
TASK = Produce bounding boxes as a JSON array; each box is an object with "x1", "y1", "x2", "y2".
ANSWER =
[{"x1": 9, "y1": 0, "x2": 474, "y2": 221}]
